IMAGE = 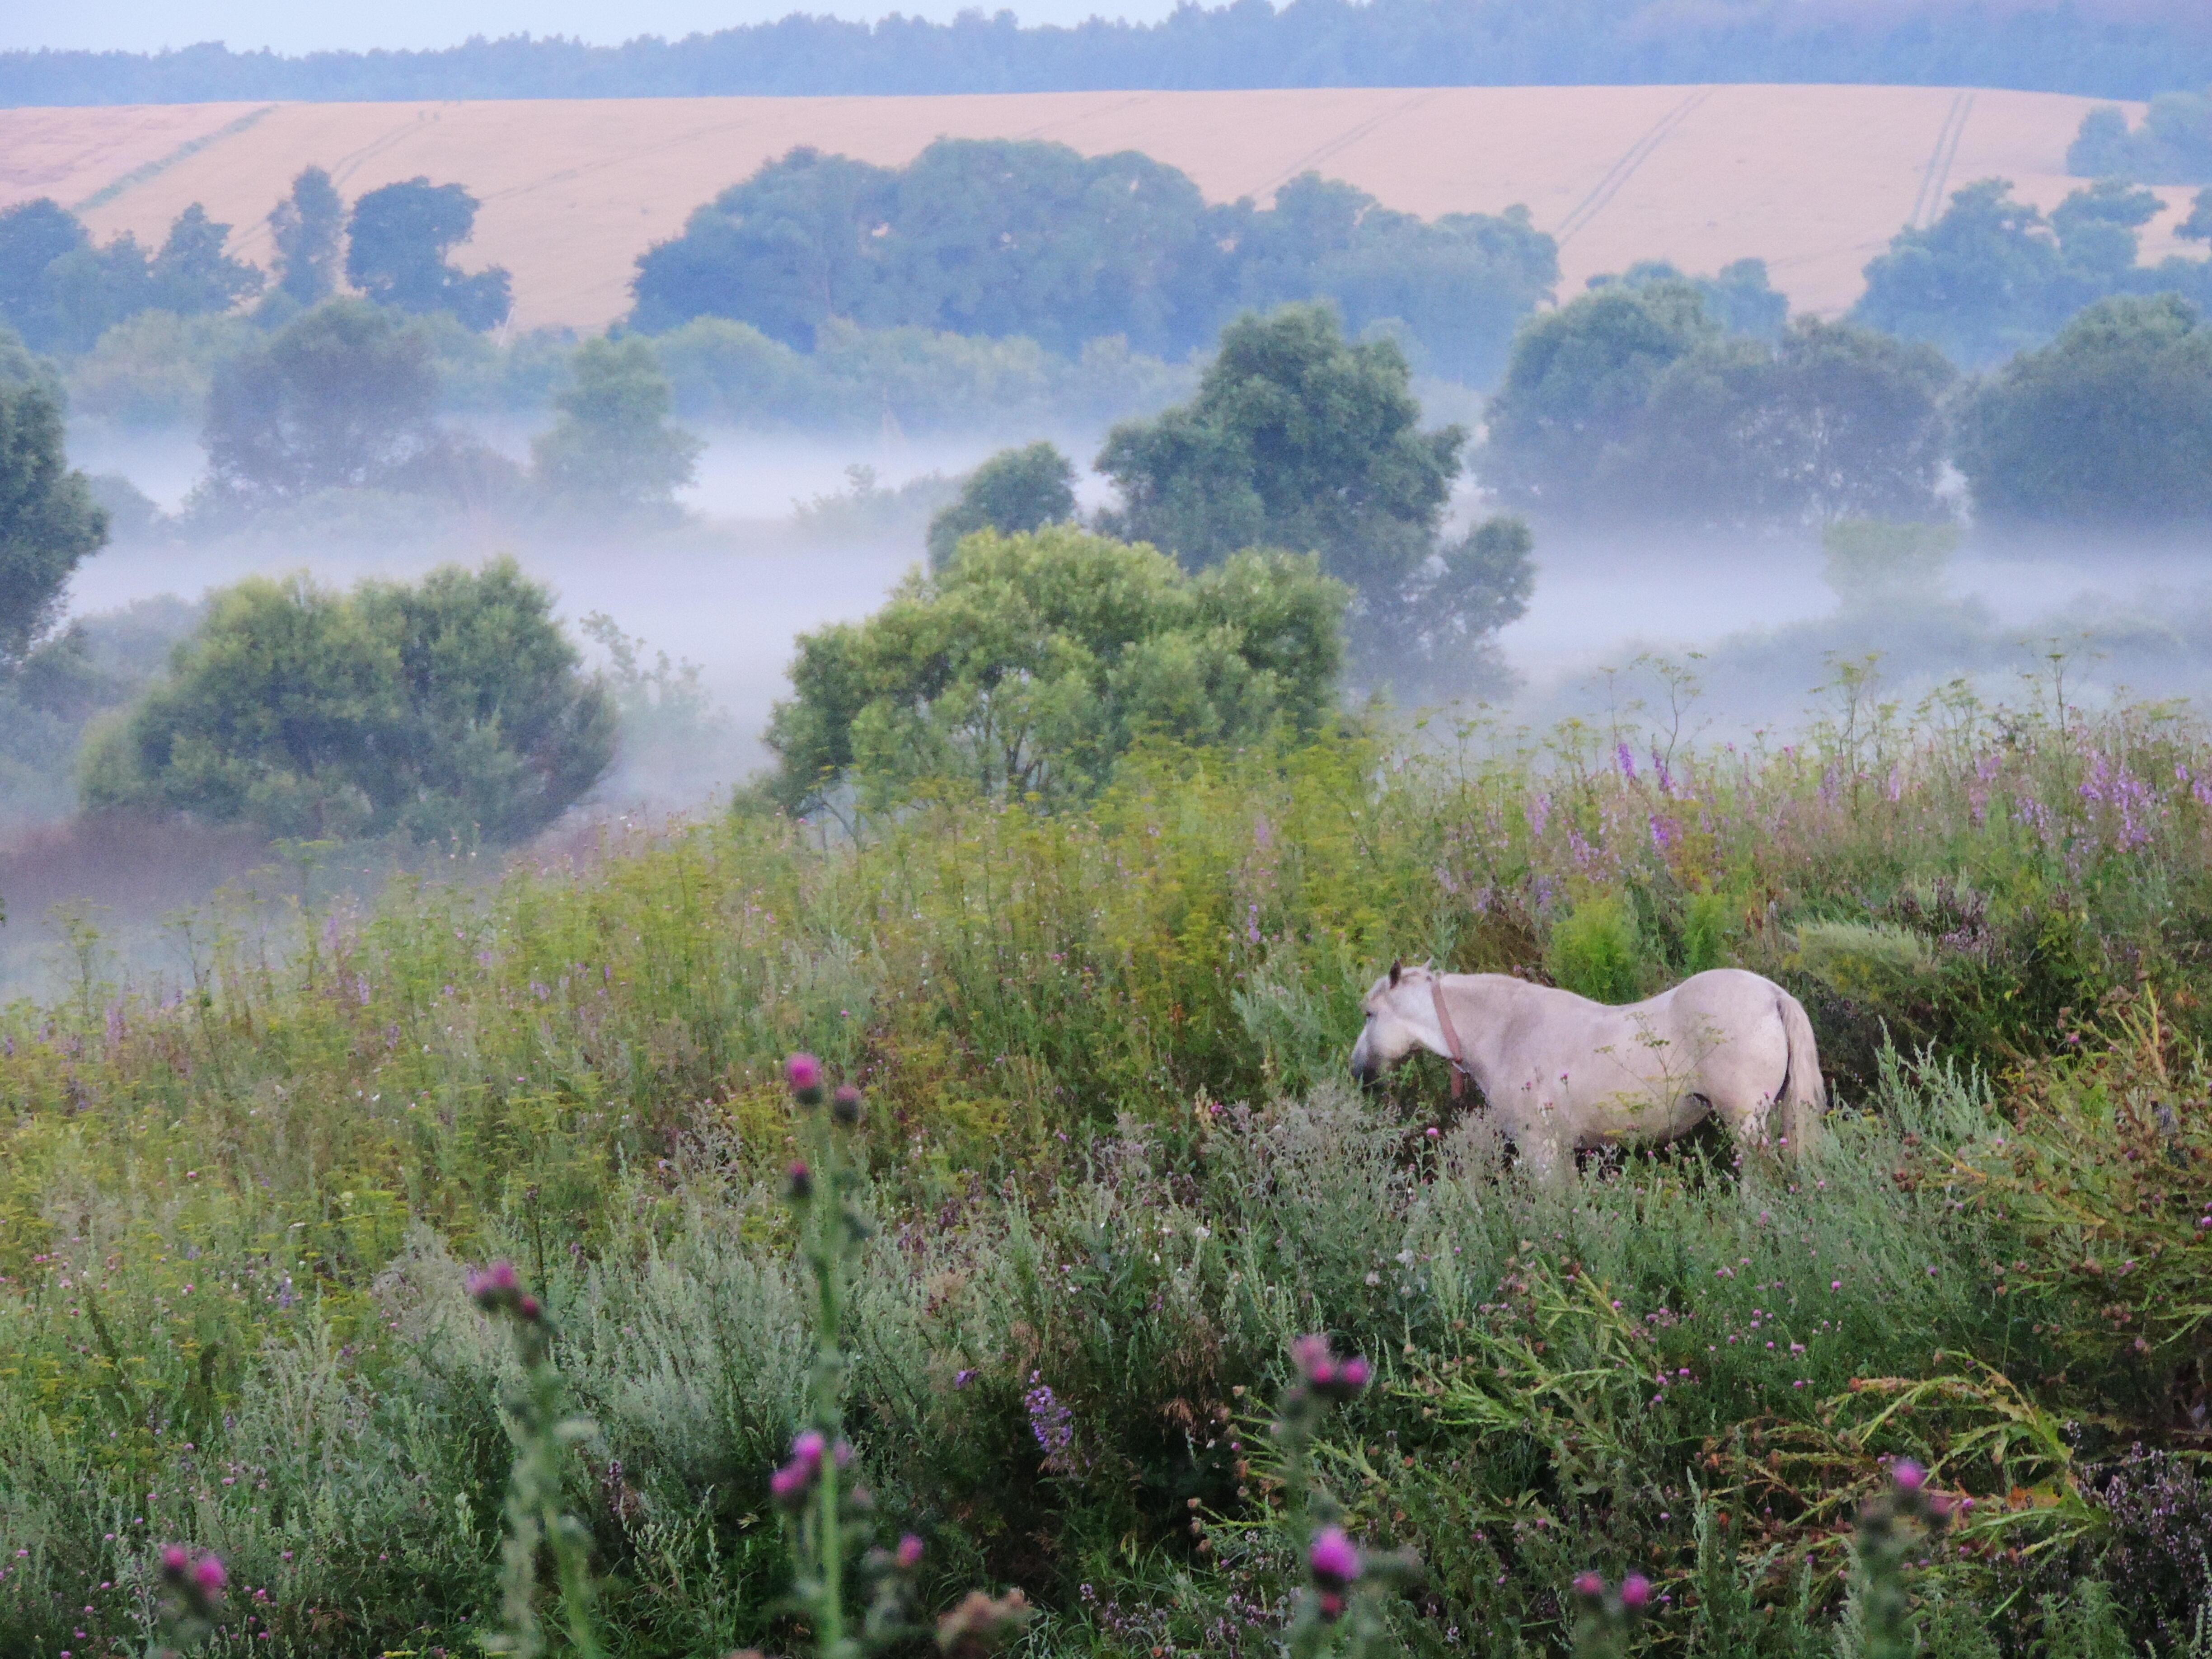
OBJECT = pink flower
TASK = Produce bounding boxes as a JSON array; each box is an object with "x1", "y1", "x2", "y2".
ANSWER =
[
  {"x1": 791, "y1": 1430, "x2": 827, "y2": 1471},
  {"x1": 1572, "y1": 1571, "x2": 1603, "y2": 1598},
  {"x1": 769, "y1": 1463, "x2": 811, "y2": 1510},
  {"x1": 467, "y1": 1260, "x2": 522, "y2": 1308},
  {"x1": 895, "y1": 1534, "x2": 924, "y2": 1571},
  {"x1": 161, "y1": 1545, "x2": 190, "y2": 1575},
  {"x1": 193, "y1": 1555, "x2": 227, "y2": 1593},
  {"x1": 786, "y1": 1053, "x2": 824, "y2": 1102},
  {"x1": 1308, "y1": 1526, "x2": 1362, "y2": 1588},
  {"x1": 1893, "y1": 1459, "x2": 1926, "y2": 1491},
  {"x1": 1620, "y1": 1574, "x2": 1651, "y2": 1609},
  {"x1": 1291, "y1": 1335, "x2": 1369, "y2": 1401}
]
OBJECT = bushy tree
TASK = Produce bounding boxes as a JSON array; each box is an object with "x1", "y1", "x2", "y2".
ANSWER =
[
  {"x1": 764, "y1": 525, "x2": 1345, "y2": 811},
  {"x1": 346, "y1": 178, "x2": 511, "y2": 330},
  {"x1": 83, "y1": 558, "x2": 613, "y2": 843},
  {"x1": 268, "y1": 166, "x2": 346, "y2": 309},
  {"x1": 1099, "y1": 305, "x2": 1458, "y2": 582},
  {"x1": 1852, "y1": 175, "x2": 2212, "y2": 369},
  {"x1": 0, "y1": 355, "x2": 108, "y2": 670},
  {"x1": 2068, "y1": 92, "x2": 2212, "y2": 184},
  {"x1": 202, "y1": 299, "x2": 439, "y2": 501},
  {"x1": 145, "y1": 205, "x2": 262, "y2": 317},
  {"x1": 629, "y1": 148, "x2": 894, "y2": 348},
  {"x1": 1955, "y1": 292, "x2": 2212, "y2": 526},
  {"x1": 1482, "y1": 292, "x2": 1954, "y2": 525},
  {"x1": 1624, "y1": 318, "x2": 1954, "y2": 524},
  {"x1": 1855, "y1": 179, "x2": 2061, "y2": 367},
  {"x1": 1476, "y1": 277, "x2": 1718, "y2": 510},
  {"x1": 1589, "y1": 256, "x2": 1788, "y2": 340},
  {"x1": 0, "y1": 197, "x2": 260, "y2": 354},
  {"x1": 1225, "y1": 173, "x2": 1558, "y2": 384},
  {"x1": 925, "y1": 441, "x2": 1077, "y2": 569},
  {"x1": 0, "y1": 200, "x2": 92, "y2": 354},
  {"x1": 530, "y1": 335, "x2": 701, "y2": 514},
  {"x1": 1100, "y1": 303, "x2": 1527, "y2": 697}
]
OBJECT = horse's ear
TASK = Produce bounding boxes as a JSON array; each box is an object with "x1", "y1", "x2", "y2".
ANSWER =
[{"x1": 1389, "y1": 958, "x2": 1402, "y2": 987}]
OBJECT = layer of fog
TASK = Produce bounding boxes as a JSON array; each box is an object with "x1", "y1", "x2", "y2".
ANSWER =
[
  {"x1": 12, "y1": 419, "x2": 2212, "y2": 1001},
  {"x1": 1499, "y1": 518, "x2": 2212, "y2": 735},
  {"x1": 55, "y1": 420, "x2": 2212, "y2": 782}
]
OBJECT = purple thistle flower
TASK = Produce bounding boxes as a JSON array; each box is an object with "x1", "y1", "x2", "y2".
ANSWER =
[{"x1": 1308, "y1": 1526, "x2": 1362, "y2": 1588}]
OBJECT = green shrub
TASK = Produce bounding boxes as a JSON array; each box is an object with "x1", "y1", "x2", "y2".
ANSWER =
[
  {"x1": 1548, "y1": 894, "x2": 1645, "y2": 1002},
  {"x1": 764, "y1": 525, "x2": 1347, "y2": 813},
  {"x1": 81, "y1": 557, "x2": 613, "y2": 842}
]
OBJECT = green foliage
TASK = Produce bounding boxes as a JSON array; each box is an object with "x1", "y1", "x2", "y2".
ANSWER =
[
  {"x1": 1481, "y1": 286, "x2": 1954, "y2": 525},
  {"x1": 1546, "y1": 894, "x2": 1643, "y2": 1003},
  {"x1": 1955, "y1": 292, "x2": 2212, "y2": 525},
  {"x1": 1589, "y1": 255, "x2": 1790, "y2": 341},
  {"x1": 199, "y1": 298, "x2": 440, "y2": 503},
  {"x1": 82, "y1": 558, "x2": 614, "y2": 843},
  {"x1": 926, "y1": 441, "x2": 1078, "y2": 569},
  {"x1": 1223, "y1": 171, "x2": 1559, "y2": 385},
  {"x1": 345, "y1": 176, "x2": 511, "y2": 330},
  {"x1": 267, "y1": 164, "x2": 346, "y2": 310},
  {"x1": 764, "y1": 524, "x2": 1346, "y2": 811},
  {"x1": 1856, "y1": 173, "x2": 2212, "y2": 370},
  {"x1": 630, "y1": 141, "x2": 1556, "y2": 383},
  {"x1": 1098, "y1": 305, "x2": 1457, "y2": 581},
  {"x1": 8, "y1": 689, "x2": 2212, "y2": 1652},
  {"x1": 0, "y1": 196, "x2": 261, "y2": 356},
  {"x1": 652, "y1": 314, "x2": 1192, "y2": 436},
  {"x1": 529, "y1": 334, "x2": 702, "y2": 515},
  {"x1": 1097, "y1": 304, "x2": 1528, "y2": 697},
  {"x1": 1819, "y1": 519, "x2": 1961, "y2": 614},
  {"x1": 65, "y1": 308, "x2": 254, "y2": 427},
  {"x1": 0, "y1": 595, "x2": 200, "y2": 829},
  {"x1": 0, "y1": 366, "x2": 107, "y2": 669},
  {"x1": 2069, "y1": 90, "x2": 2212, "y2": 184}
]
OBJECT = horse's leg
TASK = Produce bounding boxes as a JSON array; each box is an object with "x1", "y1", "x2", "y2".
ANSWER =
[{"x1": 1505, "y1": 1100, "x2": 1574, "y2": 1190}]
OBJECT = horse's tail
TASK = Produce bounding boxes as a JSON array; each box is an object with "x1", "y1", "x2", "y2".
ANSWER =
[{"x1": 1773, "y1": 986, "x2": 1828, "y2": 1159}]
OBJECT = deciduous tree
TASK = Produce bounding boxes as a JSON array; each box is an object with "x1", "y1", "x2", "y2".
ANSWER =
[
  {"x1": 765, "y1": 525, "x2": 1345, "y2": 811},
  {"x1": 1955, "y1": 292, "x2": 2212, "y2": 525},
  {"x1": 347, "y1": 178, "x2": 511, "y2": 330},
  {"x1": 84, "y1": 558, "x2": 612, "y2": 843},
  {"x1": 0, "y1": 356, "x2": 107, "y2": 670},
  {"x1": 925, "y1": 441, "x2": 1077, "y2": 569}
]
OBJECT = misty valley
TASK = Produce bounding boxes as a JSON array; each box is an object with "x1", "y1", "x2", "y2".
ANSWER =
[{"x1": 6, "y1": 43, "x2": 2212, "y2": 1659}]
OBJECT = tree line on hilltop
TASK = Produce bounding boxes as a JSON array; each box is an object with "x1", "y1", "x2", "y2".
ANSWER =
[
  {"x1": 630, "y1": 141, "x2": 1558, "y2": 384},
  {"x1": 5, "y1": 0, "x2": 2212, "y2": 105},
  {"x1": 8, "y1": 134, "x2": 2212, "y2": 543}
]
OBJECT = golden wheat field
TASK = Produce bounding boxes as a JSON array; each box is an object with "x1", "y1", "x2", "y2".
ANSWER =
[{"x1": 0, "y1": 84, "x2": 2197, "y2": 332}]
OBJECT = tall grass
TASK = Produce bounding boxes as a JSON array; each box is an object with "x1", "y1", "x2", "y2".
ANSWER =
[{"x1": 4, "y1": 682, "x2": 2212, "y2": 1652}]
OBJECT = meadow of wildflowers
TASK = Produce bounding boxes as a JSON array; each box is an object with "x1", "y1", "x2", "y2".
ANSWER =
[{"x1": 3, "y1": 681, "x2": 2212, "y2": 1654}]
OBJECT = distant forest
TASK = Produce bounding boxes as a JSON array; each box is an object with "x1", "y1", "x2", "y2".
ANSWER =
[{"x1": 6, "y1": 0, "x2": 2212, "y2": 105}]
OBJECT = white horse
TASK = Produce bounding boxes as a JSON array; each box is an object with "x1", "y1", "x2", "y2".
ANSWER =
[{"x1": 1349, "y1": 961, "x2": 1825, "y2": 1178}]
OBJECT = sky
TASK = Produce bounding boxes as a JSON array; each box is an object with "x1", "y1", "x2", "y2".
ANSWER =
[{"x1": 0, "y1": 0, "x2": 1170, "y2": 54}]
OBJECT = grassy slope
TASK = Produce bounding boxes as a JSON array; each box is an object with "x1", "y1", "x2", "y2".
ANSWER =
[{"x1": 3, "y1": 687, "x2": 2212, "y2": 1654}]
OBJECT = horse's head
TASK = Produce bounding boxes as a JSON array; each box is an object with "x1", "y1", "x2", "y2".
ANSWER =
[{"x1": 1350, "y1": 959, "x2": 1440, "y2": 1086}]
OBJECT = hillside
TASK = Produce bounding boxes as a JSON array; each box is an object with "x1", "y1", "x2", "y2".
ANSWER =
[{"x1": 3, "y1": 84, "x2": 2203, "y2": 337}]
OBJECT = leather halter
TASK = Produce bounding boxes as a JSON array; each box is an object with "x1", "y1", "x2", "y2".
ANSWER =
[{"x1": 1429, "y1": 974, "x2": 1472, "y2": 1101}]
